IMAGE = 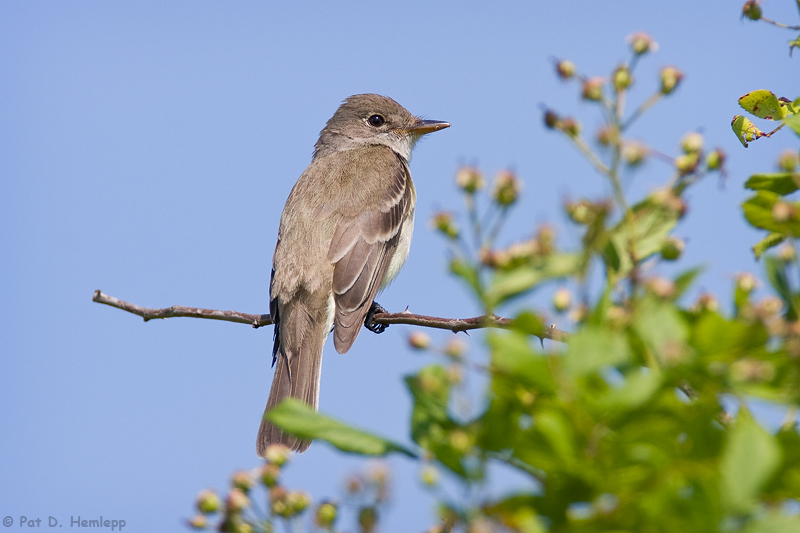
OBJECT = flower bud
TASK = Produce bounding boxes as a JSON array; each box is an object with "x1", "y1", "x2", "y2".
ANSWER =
[
  {"x1": 735, "y1": 272, "x2": 758, "y2": 292},
  {"x1": 596, "y1": 125, "x2": 617, "y2": 147},
  {"x1": 606, "y1": 305, "x2": 630, "y2": 327},
  {"x1": 627, "y1": 31, "x2": 658, "y2": 55},
  {"x1": 446, "y1": 364, "x2": 464, "y2": 385},
  {"x1": 455, "y1": 167, "x2": 485, "y2": 194},
  {"x1": 420, "y1": 464, "x2": 439, "y2": 487},
  {"x1": 582, "y1": 77, "x2": 604, "y2": 101},
  {"x1": 646, "y1": 277, "x2": 676, "y2": 299},
  {"x1": 675, "y1": 153, "x2": 699, "y2": 175},
  {"x1": 431, "y1": 211, "x2": 459, "y2": 239},
  {"x1": 660, "y1": 237, "x2": 685, "y2": 261},
  {"x1": 553, "y1": 287, "x2": 571, "y2": 312},
  {"x1": 259, "y1": 463, "x2": 281, "y2": 488},
  {"x1": 613, "y1": 65, "x2": 632, "y2": 90},
  {"x1": 758, "y1": 296, "x2": 783, "y2": 316},
  {"x1": 565, "y1": 200, "x2": 593, "y2": 224},
  {"x1": 777, "y1": 149, "x2": 799, "y2": 172},
  {"x1": 543, "y1": 110, "x2": 560, "y2": 129},
  {"x1": 622, "y1": 141, "x2": 648, "y2": 166},
  {"x1": 231, "y1": 471, "x2": 254, "y2": 493},
  {"x1": 478, "y1": 248, "x2": 501, "y2": 268},
  {"x1": 225, "y1": 489, "x2": 250, "y2": 514},
  {"x1": 407, "y1": 331, "x2": 431, "y2": 350},
  {"x1": 449, "y1": 429, "x2": 472, "y2": 454},
  {"x1": 467, "y1": 518, "x2": 494, "y2": 533},
  {"x1": 660, "y1": 66, "x2": 683, "y2": 95},
  {"x1": 269, "y1": 486, "x2": 288, "y2": 516},
  {"x1": 559, "y1": 117, "x2": 581, "y2": 137},
  {"x1": 556, "y1": 59, "x2": 576, "y2": 79},
  {"x1": 418, "y1": 370, "x2": 447, "y2": 395},
  {"x1": 536, "y1": 224, "x2": 556, "y2": 254},
  {"x1": 264, "y1": 444, "x2": 290, "y2": 467},
  {"x1": 287, "y1": 491, "x2": 311, "y2": 515},
  {"x1": 742, "y1": 0, "x2": 762, "y2": 20},
  {"x1": 772, "y1": 201, "x2": 795, "y2": 223},
  {"x1": 651, "y1": 188, "x2": 687, "y2": 217},
  {"x1": 315, "y1": 502, "x2": 338, "y2": 528},
  {"x1": 444, "y1": 338, "x2": 467, "y2": 358},
  {"x1": 358, "y1": 507, "x2": 378, "y2": 533},
  {"x1": 196, "y1": 490, "x2": 221, "y2": 514},
  {"x1": 731, "y1": 358, "x2": 775, "y2": 382},
  {"x1": 367, "y1": 463, "x2": 391, "y2": 503},
  {"x1": 492, "y1": 170, "x2": 521, "y2": 206},
  {"x1": 681, "y1": 132, "x2": 704, "y2": 154},
  {"x1": 693, "y1": 292, "x2": 718, "y2": 313},
  {"x1": 779, "y1": 243, "x2": 797, "y2": 262},
  {"x1": 187, "y1": 515, "x2": 207, "y2": 529},
  {"x1": 706, "y1": 148, "x2": 726, "y2": 171}
]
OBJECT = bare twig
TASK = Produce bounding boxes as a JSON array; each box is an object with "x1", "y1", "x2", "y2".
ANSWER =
[
  {"x1": 92, "y1": 290, "x2": 570, "y2": 342},
  {"x1": 92, "y1": 289, "x2": 271, "y2": 327},
  {"x1": 759, "y1": 16, "x2": 800, "y2": 30}
]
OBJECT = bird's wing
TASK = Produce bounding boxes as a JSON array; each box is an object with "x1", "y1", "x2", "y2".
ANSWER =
[{"x1": 327, "y1": 152, "x2": 412, "y2": 353}]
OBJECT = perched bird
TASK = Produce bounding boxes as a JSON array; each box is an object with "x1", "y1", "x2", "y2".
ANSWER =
[{"x1": 257, "y1": 94, "x2": 449, "y2": 455}]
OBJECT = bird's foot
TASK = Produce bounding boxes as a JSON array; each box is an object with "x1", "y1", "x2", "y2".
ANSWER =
[{"x1": 364, "y1": 301, "x2": 388, "y2": 334}]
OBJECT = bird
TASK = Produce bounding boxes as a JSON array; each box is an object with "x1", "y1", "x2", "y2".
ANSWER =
[{"x1": 257, "y1": 94, "x2": 449, "y2": 455}]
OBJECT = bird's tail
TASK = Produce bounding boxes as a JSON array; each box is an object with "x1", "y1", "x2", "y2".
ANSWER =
[{"x1": 257, "y1": 297, "x2": 327, "y2": 456}]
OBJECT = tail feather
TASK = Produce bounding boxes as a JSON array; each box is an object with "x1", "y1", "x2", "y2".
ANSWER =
[{"x1": 257, "y1": 297, "x2": 326, "y2": 456}]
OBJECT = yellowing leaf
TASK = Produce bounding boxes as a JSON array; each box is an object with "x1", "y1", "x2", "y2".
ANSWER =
[
  {"x1": 732, "y1": 115, "x2": 764, "y2": 148},
  {"x1": 738, "y1": 90, "x2": 786, "y2": 120}
]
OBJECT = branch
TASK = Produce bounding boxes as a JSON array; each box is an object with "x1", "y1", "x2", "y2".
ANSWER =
[{"x1": 92, "y1": 290, "x2": 569, "y2": 342}]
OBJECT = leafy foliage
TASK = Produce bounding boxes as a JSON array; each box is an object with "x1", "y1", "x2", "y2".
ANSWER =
[{"x1": 191, "y1": 7, "x2": 800, "y2": 533}]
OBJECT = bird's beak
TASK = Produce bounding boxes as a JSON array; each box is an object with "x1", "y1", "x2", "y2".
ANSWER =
[{"x1": 405, "y1": 119, "x2": 450, "y2": 135}]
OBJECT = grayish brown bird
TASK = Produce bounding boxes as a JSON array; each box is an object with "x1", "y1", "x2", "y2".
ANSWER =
[{"x1": 257, "y1": 94, "x2": 449, "y2": 455}]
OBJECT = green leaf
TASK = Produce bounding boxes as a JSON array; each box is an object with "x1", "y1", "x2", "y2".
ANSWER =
[
  {"x1": 673, "y1": 266, "x2": 705, "y2": 300},
  {"x1": 753, "y1": 232, "x2": 786, "y2": 260},
  {"x1": 720, "y1": 407, "x2": 781, "y2": 513},
  {"x1": 741, "y1": 512, "x2": 800, "y2": 533},
  {"x1": 450, "y1": 257, "x2": 483, "y2": 297},
  {"x1": 514, "y1": 407, "x2": 578, "y2": 471},
  {"x1": 483, "y1": 494, "x2": 547, "y2": 533},
  {"x1": 632, "y1": 297, "x2": 689, "y2": 365},
  {"x1": 744, "y1": 172, "x2": 800, "y2": 194},
  {"x1": 485, "y1": 253, "x2": 581, "y2": 308},
  {"x1": 405, "y1": 366, "x2": 474, "y2": 478},
  {"x1": 265, "y1": 398, "x2": 417, "y2": 457},
  {"x1": 790, "y1": 34, "x2": 800, "y2": 56},
  {"x1": 738, "y1": 90, "x2": 787, "y2": 120},
  {"x1": 512, "y1": 311, "x2": 547, "y2": 338},
  {"x1": 763, "y1": 255, "x2": 796, "y2": 319},
  {"x1": 564, "y1": 325, "x2": 631, "y2": 377},
  {"x1": 742, "y1": 191, "x2": 800, "y2": 236},
  {"x1": 488, "y1": 331, "x2": 556, "y2": 393},
  {"x1": 732, "y1": 114, "x2": 764, "y2": 148},
  {"x1": 594, "y1": 367, "x2": 662, "y2": 411},
  {"x1": 785, "y1": 112, "x2": 800, "y2": 137},
  {"x1": 602, "y1": 197, "x2": 680, "y2": 277}
]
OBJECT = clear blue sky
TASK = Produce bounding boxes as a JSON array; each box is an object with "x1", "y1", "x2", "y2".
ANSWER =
[{"x1": 2, "y1": 1, "x2": 797, "y2": 531}]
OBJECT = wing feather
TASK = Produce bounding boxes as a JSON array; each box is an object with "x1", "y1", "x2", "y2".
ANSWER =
[{"x1": 329, "y1": 152, "x2": 412, "y2": 353}]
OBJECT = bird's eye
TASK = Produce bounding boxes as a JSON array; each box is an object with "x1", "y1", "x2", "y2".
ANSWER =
[{"x1": 368, "y1": 114, "x2": 385, "y2": 127}]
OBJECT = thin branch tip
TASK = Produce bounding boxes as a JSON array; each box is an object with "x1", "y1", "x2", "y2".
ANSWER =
[{"x1": 91, "y1": 291, "x2": 569, "y2": 342}]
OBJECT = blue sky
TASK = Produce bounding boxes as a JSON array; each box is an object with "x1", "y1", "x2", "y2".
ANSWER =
[{"x1": 2, "y1": 1, "x2": 798, "y2": 531}]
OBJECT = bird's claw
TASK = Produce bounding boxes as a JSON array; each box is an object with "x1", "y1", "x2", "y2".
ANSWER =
[{"x1": 364, "y1": 301, "x2": 388, "y2": 334}]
